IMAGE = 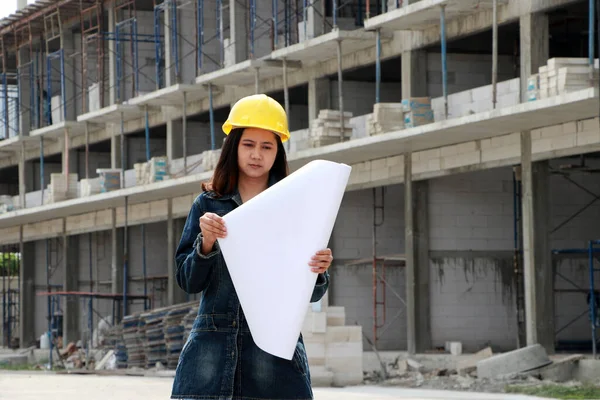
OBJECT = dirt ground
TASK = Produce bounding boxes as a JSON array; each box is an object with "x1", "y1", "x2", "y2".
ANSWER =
[{"x1": 0, "y1": 372, "x2": 545, "y2": 400}]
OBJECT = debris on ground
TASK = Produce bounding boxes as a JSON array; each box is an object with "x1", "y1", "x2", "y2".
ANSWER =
[{"x1": 363, "y1": 348, "x2": 593, "y2": 395}]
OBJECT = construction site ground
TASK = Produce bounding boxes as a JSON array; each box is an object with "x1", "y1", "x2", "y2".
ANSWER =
[{"x1": 0, "y1": 371, "x2": 554, "y2": 400}]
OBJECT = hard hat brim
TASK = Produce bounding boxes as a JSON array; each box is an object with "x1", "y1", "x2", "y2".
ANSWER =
[{"x1": 222, "y1": 122, "x2": 290, "y2": 143}]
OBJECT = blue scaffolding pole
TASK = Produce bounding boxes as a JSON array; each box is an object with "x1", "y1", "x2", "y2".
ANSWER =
[
  {"x1": 589, "y1": 240, "x2": 600, "y2": 358},
  {"x1": 154, "y1": 0, "x2": 180, "y2": 88}
]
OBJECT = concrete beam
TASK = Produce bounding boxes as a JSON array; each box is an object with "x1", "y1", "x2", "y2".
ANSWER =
[
  {"x1": 1, "y1": 113, "x2": 600, "y2": 244},
  {"x1": 520, "y1": 130, "x2": 554, "y2": 354},
  {"x1": 19, "y1": 237, "x2": 36, "y2": 348}
]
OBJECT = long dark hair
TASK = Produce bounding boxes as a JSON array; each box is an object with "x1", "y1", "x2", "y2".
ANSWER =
[{"x1": 201, "y1": 128, "x2": 289, "y2": 196}]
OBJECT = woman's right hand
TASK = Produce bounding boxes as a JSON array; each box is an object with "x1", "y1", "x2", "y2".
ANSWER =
[{"x1": 199, "y1": 213, "x2": 227, "y2": 255}]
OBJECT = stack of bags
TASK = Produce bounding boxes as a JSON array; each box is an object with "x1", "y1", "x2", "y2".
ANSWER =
[
  {"x1": 309, "y1": 110, "x2": 353, "y2": 148},
  {"x1": 134, "y1": 156, "x2": 170, "y2": 185},
  {"x1": 401, "y1": 97, "x2": 434, "y2": 128},
  {"x1": 97, "y1": 169, "x2": 122, "y2": 193}
]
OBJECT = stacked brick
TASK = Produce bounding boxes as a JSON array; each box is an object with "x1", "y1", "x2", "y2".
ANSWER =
[{"x1": 309, "y1": 110, "x2": 353, "y2": 147}]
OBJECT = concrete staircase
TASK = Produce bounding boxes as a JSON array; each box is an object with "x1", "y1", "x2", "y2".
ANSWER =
[{"x1": 301, "y1": 292, "x2": 363, "y2": 387}]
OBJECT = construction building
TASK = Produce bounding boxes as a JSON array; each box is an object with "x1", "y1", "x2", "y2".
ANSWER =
[{"x1": 0, "y1": 0, "x2": 600, "y2": 385}]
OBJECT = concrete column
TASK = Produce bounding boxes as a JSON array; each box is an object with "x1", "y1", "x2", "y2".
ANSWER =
[
  {"x1": 519, "y1": 12, "x2": 549, "y2": 102},
  {"x1": 308, "y1": 78, "x2": 330, "y2": 123},
  {"x1": 111, "y1": 210, "x2": 124, "y2": 296},
  {"x1": 164, "y1": 5, "x2": 176, "y2": 86},
  {"x1": 61, "y1": 131, "x2": 78, "y2": 176},
  {"x1": 62, "y1": 30, "x2": 77, "y2": 121},
  {"x1": 110, "y1": 126, "x2": 122, "y2": 169},
  {"x1": 19, "y1": 239, "x2": 36, "y2": 348},
  {"x1": 18, "y1": 143, "x2": 30, "y2": 209},
  {"x1": 520, "y1": 131, "x2": 554, "y2": 354},
  {"x1": 305, "y1": 0, "x2": 324, "y2": 40},
  {"x1": 404, "y1": 153, "x2": 431, "y2": 354},
  {"x1": 62, "y1": 227, "x2": 80, "y2": 344},
  {"x1": 229, "y1": 0, "x2": 248, "y2": 64},
  {"x1": 167, "y1": 119, "x2": 184, "y2": 162},
  {"x1": 401, "y1": 49, "x2": 428, "y2": 99},
  {"x1": 167, "y1": 201, "x2": 186, "y2": 305},
  {"x1": 108, "y1": 3, "x2": 117, "y2": 104}
]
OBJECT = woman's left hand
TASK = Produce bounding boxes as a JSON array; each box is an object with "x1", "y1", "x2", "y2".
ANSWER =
[{"x1": 310, "y1": 248, "x2": 333, "y2": 274}]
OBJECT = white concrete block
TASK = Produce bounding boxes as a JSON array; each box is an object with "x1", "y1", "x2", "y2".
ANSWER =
[
  {"x1": 449, "y1": 341, "x2": 463, "y2": 356},
  {"x1": 326, "y1": 306, "x2": 345, "y2": 326},
  {"x1": 312, "y1": 311, "x2": 327, "y2": 333}
]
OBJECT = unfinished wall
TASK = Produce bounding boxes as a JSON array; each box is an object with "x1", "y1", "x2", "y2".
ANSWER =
[
  {"x1": 127, "y1": 222, "x2": 170, "y2": 313},
  {"x1": 427, "y1": 53, "x2": 516, "y2": 98},
  {"x1": 330, "y1": 81, "x2": 402, "y2": 118},
  {"x1": 329, "y1": 184, "x2": 405, "y2": 350}
]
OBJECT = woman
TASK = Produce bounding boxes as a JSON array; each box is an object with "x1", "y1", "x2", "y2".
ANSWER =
[{"x1": 171, "y1": 94, "x2": 333, "y2": 400}]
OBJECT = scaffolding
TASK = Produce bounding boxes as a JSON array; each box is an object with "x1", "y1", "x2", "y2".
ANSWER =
[
  {"x1": 1, "y1": 245, "x2": 20, "y2": 349},
  {"x1": 81, "y1": 0, "x2": 105, "y2": 114}
]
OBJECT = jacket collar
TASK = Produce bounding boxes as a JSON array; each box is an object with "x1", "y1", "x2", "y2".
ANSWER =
[{"x1": 204, "y1": 174, "x2": 279, "y2": 205}]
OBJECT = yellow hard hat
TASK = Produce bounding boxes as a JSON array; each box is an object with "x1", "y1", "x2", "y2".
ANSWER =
[{"x1": 222, "y1": 94, "x2": 290, "y2": 143}]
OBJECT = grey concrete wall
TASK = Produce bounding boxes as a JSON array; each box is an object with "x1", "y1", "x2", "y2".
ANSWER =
[
  {"x1": 330, "y1": 81, "x2": 403, "y2": 118},
  {"x1": 329, "y1": 160, "x2": 600, "y2": 353},
  {"x1": 427, "y1": 53, "x2": 515, "y2": 98}
]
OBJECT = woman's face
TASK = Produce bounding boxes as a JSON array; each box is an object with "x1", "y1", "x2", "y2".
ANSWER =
[{"x1": 237, "y1": 128, "x2": 279, "y2": 180}]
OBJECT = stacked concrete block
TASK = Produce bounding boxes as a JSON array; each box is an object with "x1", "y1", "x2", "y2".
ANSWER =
[
  {"x1": 80, "y1": 178, "x2": 102, "y2": 197},
  {"x1": 47, "y1": 173, "x2": 78, "y2": 203},
  {"x1": 309, "y1": 110, "x2": 353, "y2": 147},
  {"x1": 51, "y1": 95, "x2": 63, "y2": 124},
  {"x1": 288, "y1": 128, "x2": 311, "y2": 153},
  {"x1": 135, "y1": 157, "x2": 170, "y2": 186},
  {"x1": 367, "y1": 103, "x2": 405, "y2": 135},
  {"x1": 538, "y1": 58, "x2": 599, "y2": 98},
  {"x1": 301, "y1": 297, "x2": 363, "y2": 387},
  {"x1": 431, "y1": 79, "x2": 520, "y2": 121}
]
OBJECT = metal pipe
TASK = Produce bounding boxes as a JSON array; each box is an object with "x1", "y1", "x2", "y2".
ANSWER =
[
  {"x1": 85, "y1": 123, "x2": 89, "y2": 180},
  {"x1": 45, "y1": 239, "x2": 52, "y2": 367},
  {"x1": 376, "y1": 29, "x2": 381, "y2": 104},
  {"x1": 440, "y1": 5, "x2": 448, "y2": 118},
  {"x1": 171, "y1": 0, "x2": 180, "y2": 83},
  {"x1": 333, "y1": 0, "x2": 338, "y2": 29},
  {"x1": 122, "y1": 197, "x2": 128, "y2": 319},
  {"x1": 88, "y1": 232, "x2": 93, "y2": 356},
  {"x1": 589, "y1": 240, "x2": 597, "y2": 357},
  {"x1": 209, "y1": 83, "x2": 215, "y2": 150},
  {"x1": 217, "y1": 0, "x2": 223, "y2": 66},
  {"x1": 144, "y1": 107, "x2": 151, "y2": 162},
  {"x1": 60, "y1": 49, "x2": 66, "y2": 121},
  {"x1": 183, "y1": 92, "x2": 187, "y2": 173},
  {"x1": 250, "y1": 0, "x2": 256, "y2": 57},
  {"x1": 154, "y1": 6, "x2": 162, "y2": 88},
  {"x1": 273, "y1": 0, "x2": 278, "y2": 48},
  {"x1": 2, "y1": 250, "x2": 6, "y2": 347},
  {"x1": 142, "y1": 224, "x2": 148, "y2": 310},
  {"x1": 303, "y1": 0, "x2": 307, "y2": 41},
  {"x1": 492, "y1": 0, "x2": 498, "y2": 109},
  {"x1": 40, "y1": 137, "x2": 45, "y2": 204},
  {"x1": 590, "y1": 0, "x2": 595, "y2": 70},
  {"x1": 336, "y1": 40, "x2": 345, "y2": 141},
  {"x1": 254, "y1": 68, "x2": 260, "y2": 94},
  {"x1": 197, "y1": 0, "x2": 204, "y2": 72}
]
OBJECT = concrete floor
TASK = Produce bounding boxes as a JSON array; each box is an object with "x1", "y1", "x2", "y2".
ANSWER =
[{"x1": 0, "y1": 372, "x2": 545, "y2": 400}]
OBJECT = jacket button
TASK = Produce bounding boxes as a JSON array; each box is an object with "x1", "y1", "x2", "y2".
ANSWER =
[
  {"x1": 231, "y1": 351, "x2": 235, "y2": 358},
  {"x1": 232, "y1": 321, "x2": 236, "y2": 327}
]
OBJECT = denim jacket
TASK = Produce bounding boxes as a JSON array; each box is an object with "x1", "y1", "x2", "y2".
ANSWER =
[{"x1": 171, "y1": 185, "x2": 330, "y2": 400}]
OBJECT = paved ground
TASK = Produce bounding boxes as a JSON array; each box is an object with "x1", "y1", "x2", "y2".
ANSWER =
[{"x1": 0, "y1": 372, "x2": 545, "y2": 400}]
